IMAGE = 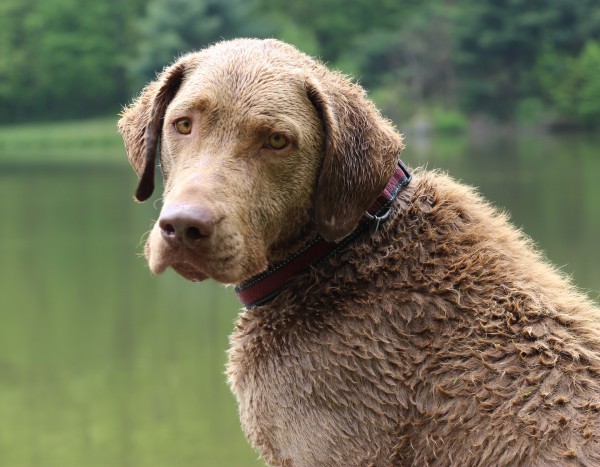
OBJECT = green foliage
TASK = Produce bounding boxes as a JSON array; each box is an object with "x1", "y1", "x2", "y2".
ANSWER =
[
  {"x1": 455, "y1": 0, "x2": 600, "y2": 121},
  {"x1": 0, "y1": 118, "x2": 123, "y2": 164},
  {"x1": 128, "y1": 0, "x2": 274, "y2": 89},
  {"x1": 261, "y1": 17, "x2": 321, "y2": 58},
  {"x1": 0, "y1": 0, "x2": 599, "y2": 127},
  {"x1": 259, "y1": 0, "x2": 424, "y2": 63},
  {"x1": 536, "y1": 40, "x2": 600, "y2": 127},
  {"x1": 515, "y1": 98, "x2": 546, "y2": 125},
  {"x1": 0, "y1": 117, "x2": 120, "y2": 150},
  {"x1": 369, "y1": 80, "x2": 414, "y2": 124},
  {"x1": 430, "y1": 107, "x2": 469, "y2": 134},
  {"x1": 535, "y1": 47, "x2": 580, "y2": 121},
  {"x1": 578, "y1": 41, "x2": 600, "y2": 125},
  {"x1": 0, "y1": 0, "x2": 144, "y2": 122}
]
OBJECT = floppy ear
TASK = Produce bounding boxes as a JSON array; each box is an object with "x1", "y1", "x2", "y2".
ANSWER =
[
  {"x1": 118, "y1": 60, "x2": 188, "y2": 202},
  {"x1": 306, "y1": 73, "x2": 404, "y2": 242}
]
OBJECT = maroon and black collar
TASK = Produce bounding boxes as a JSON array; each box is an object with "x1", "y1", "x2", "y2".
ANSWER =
[{"x1": 235, "y1": 160, "x2": 412, "y2": 308}]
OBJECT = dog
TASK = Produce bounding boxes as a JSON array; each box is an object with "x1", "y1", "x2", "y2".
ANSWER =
[{"x1": 119, "y1": 38, "x2": 600, "y2": 466}]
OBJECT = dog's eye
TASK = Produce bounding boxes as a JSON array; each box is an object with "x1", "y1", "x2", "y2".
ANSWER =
[
  {"x1": 267, "y1": 133, "x2": 289, "y2": 150},
  {"x1": 174, "y1": 118, "x2": 192, "y2": 135}
]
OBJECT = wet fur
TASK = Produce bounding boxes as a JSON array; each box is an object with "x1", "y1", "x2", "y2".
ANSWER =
[{"x1": 119, "y1": 39, "x2": 600, "y2": 466}]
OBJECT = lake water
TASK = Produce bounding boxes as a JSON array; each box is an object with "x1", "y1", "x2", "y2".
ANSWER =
[{"x1": 1, "y1": 132, "x2": 599, "y2": 466}]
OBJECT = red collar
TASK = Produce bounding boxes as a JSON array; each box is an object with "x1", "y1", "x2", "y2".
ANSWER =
[{"x1": 235, "y1": 160, "x2": 411, "y2": 308}]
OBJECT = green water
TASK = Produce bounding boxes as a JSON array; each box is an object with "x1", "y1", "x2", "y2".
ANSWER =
[{"x1": 0, "y1": 132, "x2": 599, "y2": 466}]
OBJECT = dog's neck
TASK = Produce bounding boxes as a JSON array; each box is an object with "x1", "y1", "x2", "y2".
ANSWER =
[{"x1": 235, "y1": 161, "x2": 412, "y2": 308}]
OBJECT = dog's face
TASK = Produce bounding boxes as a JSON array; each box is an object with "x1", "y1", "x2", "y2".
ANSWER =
[{"x1": 119, "y1": 39, "x2": 403, "y2": 285}]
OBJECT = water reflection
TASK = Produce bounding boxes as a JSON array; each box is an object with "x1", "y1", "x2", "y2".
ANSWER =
[
  {"x1": 0, "y1": 166, "x2": 259, "y2": 466},
  {"x1": 0, "y1": 133, "x2": 598, "y2": 466}
]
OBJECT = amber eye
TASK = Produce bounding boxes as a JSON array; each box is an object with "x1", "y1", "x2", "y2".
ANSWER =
[
  {"x1": 174, "y1": 118, "x2": 192, "y2": 135},
  {"x1": 267, "y1": 133, "x2": 289, "y2": 150}
]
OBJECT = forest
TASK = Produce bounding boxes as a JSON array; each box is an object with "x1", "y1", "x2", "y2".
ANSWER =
[{"x1": 1, "y1": 0, "x2": 599, "y2": 129}]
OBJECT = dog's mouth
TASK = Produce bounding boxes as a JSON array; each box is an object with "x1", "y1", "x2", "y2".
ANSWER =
[
  {"x1": 149, "y1": 246, "x2": 215, "y2": 282},
  {"x1": 144, "y1": 210, "x2": 271, "y2": 284},
  {"x1": 171, "y1": 262, "x2": 209, "y2": 282},
  {"x1": 146, "y1": 238, "x2": 209, "y2": 281},
  {"x1": 168, "y1": 256, "x2": 266, "y2": 285},
  {"x1": 146, "y1": 235, "x2": 268, "y2": 285}
]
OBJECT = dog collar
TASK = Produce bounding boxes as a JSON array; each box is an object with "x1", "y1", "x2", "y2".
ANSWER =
[{"x1": 235, "y1": 160, "x2": 412, "y2": 308}]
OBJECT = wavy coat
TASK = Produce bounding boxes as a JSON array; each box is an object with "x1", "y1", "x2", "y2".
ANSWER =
[{"x1": 119, "y1": 39, "x2": 600, "y2": 466}]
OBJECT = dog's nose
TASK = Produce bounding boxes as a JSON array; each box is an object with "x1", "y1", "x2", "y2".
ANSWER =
[{"x1": 158, "y1": 204, "x2": 216, "y2": 247}]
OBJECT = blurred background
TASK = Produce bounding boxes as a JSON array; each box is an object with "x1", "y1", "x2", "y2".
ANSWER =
[{"x1": 0, "y1": 0, "x2": 599, "y2": 466}]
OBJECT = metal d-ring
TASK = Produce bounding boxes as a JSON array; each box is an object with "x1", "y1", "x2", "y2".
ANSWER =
[{"x1": 364, "y1": 207, "x2": 392, "y2": 233}]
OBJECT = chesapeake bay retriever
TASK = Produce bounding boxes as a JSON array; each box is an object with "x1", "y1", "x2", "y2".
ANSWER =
[{"x1": 118, "y1": 38, "x2": 600, "y2": 466}]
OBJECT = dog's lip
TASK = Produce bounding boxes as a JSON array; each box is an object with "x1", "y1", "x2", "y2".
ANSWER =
[
  {"x1": 171, "y1": 261, "x2": 209, "y2": 282},
  {"x1": 147, "y1": 238, "x2": 210, "y2": 281}
]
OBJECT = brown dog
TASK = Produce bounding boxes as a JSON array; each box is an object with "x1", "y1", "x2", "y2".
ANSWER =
[{"x1": 119, "y1": 39, "x2": 600, "y2": 466}]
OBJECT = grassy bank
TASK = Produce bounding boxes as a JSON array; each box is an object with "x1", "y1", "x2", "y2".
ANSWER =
[{"x1": 0, "y1": 117, "x2": 125, "y2": 165}]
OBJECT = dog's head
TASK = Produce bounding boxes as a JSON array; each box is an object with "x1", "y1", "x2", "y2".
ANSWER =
[{"x1": 118, "y1": 39, "x2": 403, "y2": 284}]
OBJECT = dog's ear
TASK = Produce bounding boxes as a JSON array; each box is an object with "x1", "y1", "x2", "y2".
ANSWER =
[
  {"x1": 118, "y1": 60, "x2": 188, "y2": 202},
  {"x1": 306, "y1": 74, "x2": 404, "y2": 242}
]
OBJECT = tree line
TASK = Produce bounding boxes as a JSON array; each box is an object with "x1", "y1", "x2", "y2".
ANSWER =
[{"x1": 1, "y1": 0, "x2": 599, "y2": 128}]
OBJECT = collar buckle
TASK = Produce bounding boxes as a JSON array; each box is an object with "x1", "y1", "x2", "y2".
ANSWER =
[
  {"x1": 236, "y1": 159, "x2": 412, "y2": 308},
  {"x1": 364, "y1": 206, "x2": 392, "y2": 233}
]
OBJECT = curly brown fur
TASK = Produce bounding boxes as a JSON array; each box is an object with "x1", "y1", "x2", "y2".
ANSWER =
[
  {"x1": 229, "y1": 173, "x2": 600, "y2": 466},
  {"x1": 119, "y1": 39, "x2": 600, "y2": 466}
]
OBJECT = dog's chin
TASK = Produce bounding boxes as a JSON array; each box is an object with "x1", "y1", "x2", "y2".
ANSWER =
[
  {"x1": 145, "y1": 227, "x2": 270, "y2": 284},
  {"x1": 171, "y1": 263, "x2": 209, "y2": 282},
  {"x1": 171, "y1": 260, "x2": 268, "y2": 285},
  {"x1": 146, "y1": 246, "x2": 207, "y2": 281},
  {"x1": 147, "y1": 247, "x2": 268, "y2": 285},
  {"x1": 148, "y1": 256, "x2": 214, "y2": 283}
]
